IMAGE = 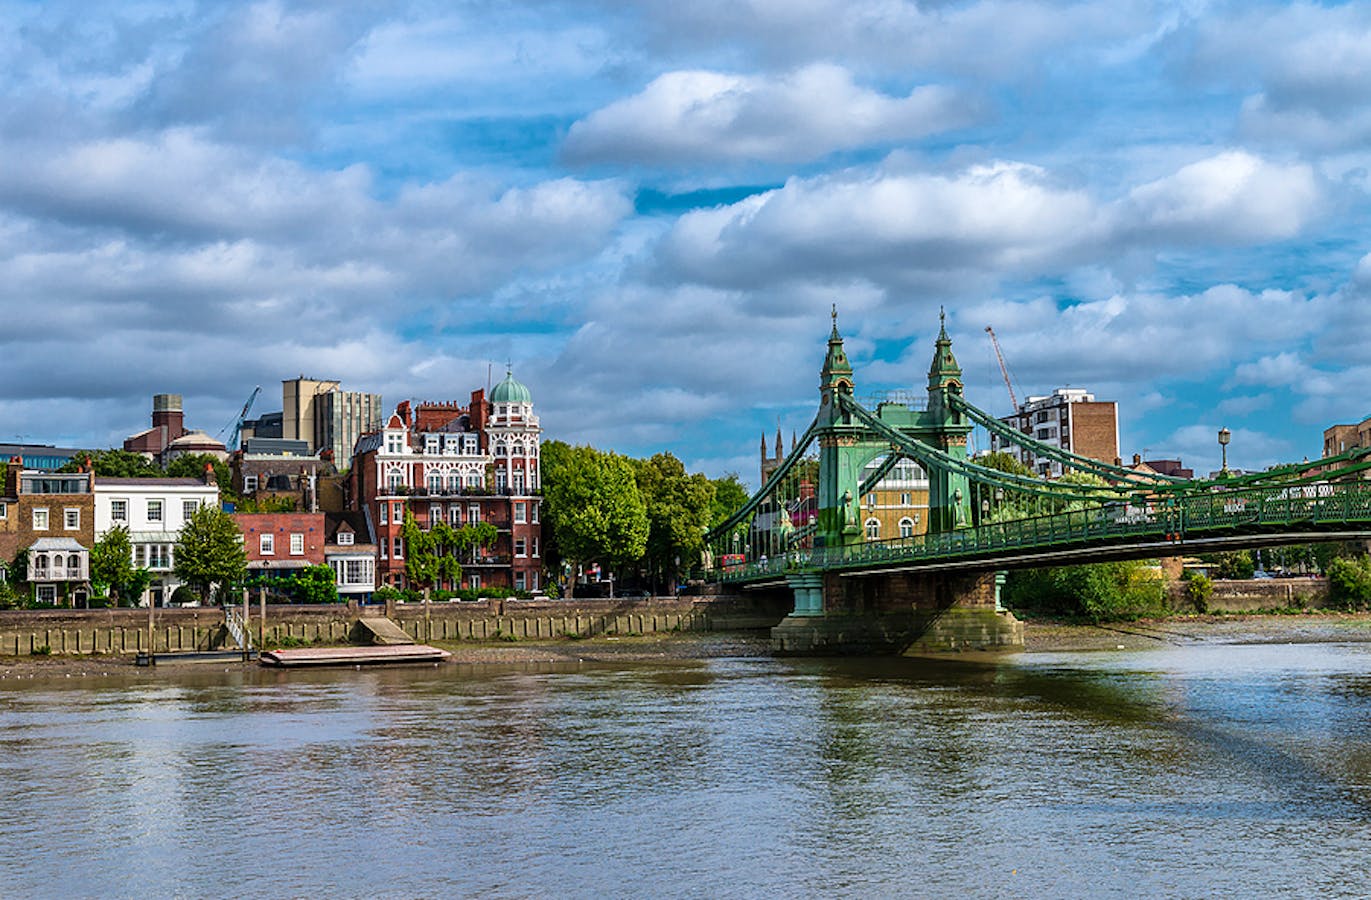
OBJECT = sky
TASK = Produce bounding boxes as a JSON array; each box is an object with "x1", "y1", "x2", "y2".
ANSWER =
[{"x1": 3, "y1": 0, "x2": 1371, "y2": 488}]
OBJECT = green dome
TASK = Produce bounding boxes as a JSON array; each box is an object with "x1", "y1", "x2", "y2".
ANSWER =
[{"x1": 490, "y1": 371, "x2": 532, "y2": 404}]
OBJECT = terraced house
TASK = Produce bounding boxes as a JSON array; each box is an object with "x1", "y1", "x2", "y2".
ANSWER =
[{"x1": 0, "y1": 459, "x2": 95, "y2": 606}]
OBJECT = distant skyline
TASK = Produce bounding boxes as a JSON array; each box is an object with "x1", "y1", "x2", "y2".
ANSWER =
[{"x1": 2, "y1": 1, "x2": 1370, "y2": 487}]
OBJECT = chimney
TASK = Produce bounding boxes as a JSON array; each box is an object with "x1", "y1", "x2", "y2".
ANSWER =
[
  {"x1": 152, "y1": 394, "x2": 186, "y2": 443},
  {"x1": 203, "y1": 462, "x2": 217, "y2": 486},
  {"x1": 5, "y1": 456, "x2": 20, "y2": 496},
  {"x1": 1132, "y1": 453, "x2": 1141, "y2": 466}
]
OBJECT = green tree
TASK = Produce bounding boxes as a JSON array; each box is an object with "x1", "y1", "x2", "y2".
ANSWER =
[
  {"x1": 174, "y1": 506, "x2": 248, "y2": 603},
  {"x1": 286, "y1": 564, "x2": 341, "y2": 604},
  {"x1": 542, "y1": 444, "x2": 648, "y2": 597},
  {"x1": 633, "y1": 452, "x2": 716, "y2": 591},
  {"x1": 90, "y1": 526, "x2": 135, "y2": 604},
  {"x1": 1204, "y1": 550, "x2": 1255, "y2": 580},
  {"x1": 399, "y1": 512, "x2": 497, "y2": 594},
  {"x1": 1005, "y1": 560, "x2": 1168, "y2": 622},
  {"x1": 58, "y1": 449, "x2": 162, "y2": 478},
  {"x1": 165, "y1": 453, "x2": 231, "y2": 493},
  {"x1": 709, "y1": 472, "x2": 750, "y2": 529}
]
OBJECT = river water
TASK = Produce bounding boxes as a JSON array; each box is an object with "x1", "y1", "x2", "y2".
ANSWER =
[{"x1": 3, "y1": 641, "x2": 1371, "y2": 898}]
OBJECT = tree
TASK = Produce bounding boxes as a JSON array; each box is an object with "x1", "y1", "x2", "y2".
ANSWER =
[
  {"x1": 1004, "y1": 560, "x2": 1168, "y2": 622},
  {"x1": 58, "y1": 449, "x2": 162, "y2": 478},
  {"x1": 709, "y1": 472, "x2": 750, "y2": 529},
  {"x1": 633, "y1": 452, "x2": 715, "y2": 591},
  {"x1": 90, "y1": 526, "x2": 138, "y2": 604},
  {"x1": 286, "y1": 564, "x2": 340, "y2": 604},
  {"x1": 542, "y1": 444, "x2": 648, "y2": 597},
  {"x1": 174, "y1": 506, "x2": 248, "y2": 603},
  {"x1": 399, "y1": 512, "x2": 497, "y2": 594},
  {"x1": 165, "y1": 453, "x2": 231, "y2": 493}
]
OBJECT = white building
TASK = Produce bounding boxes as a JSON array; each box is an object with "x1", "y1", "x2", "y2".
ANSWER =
[{"x1": 94, "y1": 475, "x2": 220, "y2": 606}]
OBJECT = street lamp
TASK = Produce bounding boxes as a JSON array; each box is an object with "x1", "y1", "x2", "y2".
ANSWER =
[{"x1": 1218, "y1": 427, "x2": 1231, "y2": 475}]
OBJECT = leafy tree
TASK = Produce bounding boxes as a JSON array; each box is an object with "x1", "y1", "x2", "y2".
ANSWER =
[
  {"x1": 542, "y1": 444, "x2": 648, "y2": 597},
  {"x1": 1203, "y1": 550, "x2": 1255, "y2": 580},
  {"x1": 1005, "y1": 560, "x2": 1168, "y2": 622},
  {"x1": 58, "y1": 449, "x2": 162, "y2": 478},
  {"x1": 633, "y1": 452, "x2": 716, "y2": 591},
  {"x1": 286, "y1": 564, "x2": 340, "y2": 604},
  {"x1": 90, "y1": 526, "x2": 138, "y2": 604},
  {"x1": 174, "y1": 506, "x2": 248, "y2": 603},
  {"x1": 399, "y1": 512, "x2": 498, "y2": 593},
  {"x1": 975, "y1": 451, "x2": 1036, "y2": 479},
  {"x1": 1326, "y1": 555, "x2": 1371, "y2": 610},
  {"x1": 165, "y1": 453, "x2": 231, "y2": 493},
  {"x1": 709, "y1": 472, "x2": 750, "y2": 529}
]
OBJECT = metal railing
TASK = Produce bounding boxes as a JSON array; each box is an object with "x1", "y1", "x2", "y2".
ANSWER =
[
  {"x1": 225, "y1": 607, "x2": 252, "y2": 651},
  {"x1": 712, "y1": 480, "x2": 1371, "y2": 582}
]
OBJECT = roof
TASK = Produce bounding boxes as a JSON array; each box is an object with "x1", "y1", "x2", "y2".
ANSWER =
[
  {"x1": 326, "y1": 510, "x2": 373, "y2": 544},
  {"x1": 490, "y1": 371, "x2": 532, "y2": 404},
  {"x1": 97, "y1": 477, "x2": 212, "y2": 487},
  {"x1": 30, "y1": 537, "x2": 88, "y2": 551}
]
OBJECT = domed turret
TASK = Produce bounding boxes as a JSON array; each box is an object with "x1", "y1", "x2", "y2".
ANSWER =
[{"x1": 490, "y1": 371, "x2": 532, "y2": 405}]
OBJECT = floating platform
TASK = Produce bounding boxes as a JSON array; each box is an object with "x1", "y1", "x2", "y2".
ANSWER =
[
  {"x1": 137, "y1": 650, "x2": 256, "y2": 666},
  {"x1": 259, "y1": 645, "x2": 451, "y2": 668}
]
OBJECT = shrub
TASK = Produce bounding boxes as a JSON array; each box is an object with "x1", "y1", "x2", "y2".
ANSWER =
[
  {"x1": 1005, "y1": 561, "x2": 1169, "y2": 622},
  {"x1": 1326, "y1": 556, "x2": 1371, "y2": 610},
  {"x1": 1185, "y1": 574, "x2": 1213, "y2": 614}
]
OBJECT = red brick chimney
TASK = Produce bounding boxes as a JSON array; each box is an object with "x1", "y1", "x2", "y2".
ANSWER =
[{"x1": 4, "y1": 456, "x2": 20, "y2": 496}]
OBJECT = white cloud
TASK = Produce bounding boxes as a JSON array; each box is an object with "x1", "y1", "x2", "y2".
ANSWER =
[
  {"x1": 563, "y1": 64, "x2": 980, "y2": 166},
  {"x1": 1122, "y1": 151, "x2": 1321, "y2": 243}
]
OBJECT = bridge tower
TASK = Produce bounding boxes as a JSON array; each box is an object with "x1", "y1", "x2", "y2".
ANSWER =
[
  {"x1": 923, "y1": 310, "x2": 974, "y2": 533},
  {"x1": 814, "y1": 307, "x2": 865, "y2": 551}
]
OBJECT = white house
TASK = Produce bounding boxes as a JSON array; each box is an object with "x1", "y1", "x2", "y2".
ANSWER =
[{"x1": 94, "y1": 474, "x2": 219, "y2": 606}]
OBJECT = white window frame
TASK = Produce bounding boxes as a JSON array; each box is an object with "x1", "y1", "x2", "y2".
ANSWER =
[
  {"x1": 514, "y1": 502, "x2": 527, "y2": 524},
  {"x1": 110, "y1": 499, "x2": 127, "y2": 522},
  {"x1": 899, "y1": 517, "x2": 915, "y2": 539},
  {"x1": 183, "y1": 500, "x2": 200, "y2": 520},
  {"x1": 260, "y1": 533, "x2": 275, "y2": 555},
  {"x1": 33, "y1": 507, "x2": 49, "y2": 530},
  {"x1": 393, "y1": 536, "x2": 403, "y2": 559},
  {"x1": 243, "y1": 475, "x2": 258, "y2": 493},
  {"x1": 0, "y1": 500, "x2": 6, "y2": 520},
  {"x1": 515, "y1": 537, "x2": 526, "y2": 558},
  {"x1": 147, "y1": 500, "x2": 163, "y2": 523},
  {"x1": 36, "y1": 584, "x2": 57, "y2": 604},
  {"x1": 865, "y1": 518, "x2": 880, "y2": 540},
  {"x1": 379, "y1": 503, "x2": 387, "y2": 525},
  {"x1": 468, "y1": 504, "x2": 480, "y2": 523},
  {"x1": 64, "y1": 508, "x2": 80, "y2": 530},
  {"x1": 337, "y1": 531, "x2": 355, "y2": 546},
  {"x1": 290, "y1": 533, "x2": 304, "y2": 556}
]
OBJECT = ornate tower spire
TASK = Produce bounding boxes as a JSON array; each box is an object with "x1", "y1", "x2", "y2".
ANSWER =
[
  {"x1": 927, "y1": 305, "x2": 963, "y2": 393},
  {"x1": 821, "y1": 305, "x2": 855, "y2": 401}
]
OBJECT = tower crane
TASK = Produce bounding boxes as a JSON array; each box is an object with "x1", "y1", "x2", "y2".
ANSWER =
[
  {"x1": 219, "y1": 385, "x2": 261, "y2": 451},
  {"x1": 984, "y1": 326, "x2": 1020, "y2": 413}
]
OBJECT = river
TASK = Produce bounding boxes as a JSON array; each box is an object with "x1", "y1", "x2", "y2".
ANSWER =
[{"x1": 3, "y1": 640, "x2": 1371, "y2": 898}]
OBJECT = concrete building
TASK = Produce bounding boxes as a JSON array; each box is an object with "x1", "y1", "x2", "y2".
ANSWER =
[
  {"x1": 0, "y1": 443, "x2": 83, "y2": 471},
  {"x1": 990, "y1": 388, "x2": 1120, "y2": 479},
  {"x1": 281, "y1": 377, "x2": 382, "y2": 464},
  {"x1": 93, "y1": 471, "x2": 219, "y2": 606},
  {"x1": 1323, "y1": 418, "x2": 1371, "y2": 459}
]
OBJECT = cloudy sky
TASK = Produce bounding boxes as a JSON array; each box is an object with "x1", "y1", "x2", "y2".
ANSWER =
[{"x1": 3, "y1": 0, "x2": 1370, "y2": 486}]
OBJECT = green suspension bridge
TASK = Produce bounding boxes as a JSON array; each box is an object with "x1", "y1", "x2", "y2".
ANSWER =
[{"x1": 706, "y1": 311, "x2": 1371, "y2": 655}]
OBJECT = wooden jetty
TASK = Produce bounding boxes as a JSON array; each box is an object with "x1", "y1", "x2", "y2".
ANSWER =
[{"x1": 259, "y1": 644, "x2": 451, "y2": 667}]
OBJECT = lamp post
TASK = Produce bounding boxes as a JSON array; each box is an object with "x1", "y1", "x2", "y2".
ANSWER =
[{"x1": 1218, "y1": 427, "x2": 1231, "y2": 476}]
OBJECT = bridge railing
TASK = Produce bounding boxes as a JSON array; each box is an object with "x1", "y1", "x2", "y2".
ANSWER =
[{"x1": 709, "y1": 479, "x2": 1371, "y2": 582}]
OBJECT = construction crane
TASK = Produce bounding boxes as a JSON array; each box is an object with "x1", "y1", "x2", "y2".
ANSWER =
[
  {"x1": 218, "y1": 385, "x2": 261, "y2": 451},
  {"x1": 984, "y1": 326, "x2": 1020, "y2": 413}
]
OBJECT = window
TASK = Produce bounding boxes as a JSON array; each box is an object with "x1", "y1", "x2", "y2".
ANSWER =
[
  {"x1": 468, "y1": 574, "x2": 481, "y2": 590},
  {"x1": 385, "y1": 432, "x2": 405, "y2": 454},
  {"x1": 449, "y1": 506, "x2": 461, "y2": 526},
  {"x1": 32, "y1": 508, "x2": 49, "y2": 530},
  {"x1": 512, "y1": 472, "x2": 524, "y2": 492},
  {"x1": 64, "y1": 508, "x2": 79, "y2": 530},
  {"x1": 387, "y1": 472, "x2": 404, "y2": 493},
  {"x1": 133, "y1": 544, "x2": 146, "y2": 567},
  {"x1": 110, "y1": 499, "x2": 127, "y2": 522},
  {"x1": 899, "y1": 517, "x2": 915, "y2": 539},
  {"x1": 393, "y1": 536, "x2": 403, "y2": 559},
  {"x1": 260, "y1": 533, "x2": 275, "y2": 555},
  {"x1": 243, "y1": 475, "x2": 258, "y2": 493},
  {"x1": 290, "y1": 533, "x2": 304, "y2": 555},
  {"x1": 147, "y1": 500, "x2": 163, "y2": 522},
  {"x1": 380, "y1": 541, "x2": 387, "y2": 560},
  {"x1": 865, "y1": 518, "x2": 880, "y2": 540},
  {"x1": 515, "y1": 571, "x2": 525, "y2": 591},
  {"x1": 428, "y1": 474, "x2": 442, "y2": 493},
  {"x1": 429, "y1": 506, "x2": 442, "y2": 527},
  {"x1": 379, "y1": 503, "x2": 387, "y2": 525},
  {"x1": 531, "y1": 503, "x2": 539, "y2": 524},
  {"x1": 448, "y1": 474, "x2": 461, "y2": 492},
  {"x1": 36, "y1": 584, "x2": 57, "y2": 604},
  {"x1": 183, "y1": 500, "x2": 200, "y2": 520},
  {"x1": 337, "y1": 531, "x2": 355, "y2": 546},
  {"x1": 496, "y1": 470, "x2": 507, "y2": 491},
  {"x1": 147, "y1": 545, "x2": 171, "y2": 569},
  {"x1": 425, "y1": 436, "x2": 438, "y2": 454},
  {"x1": 900, "y1": 493, "x2": 911, "y2": 506},
  {"x1": 514, "y1": 502, "x2": 526, "y2": 524},
  {"x1": 532, "y1": 537, "x2": 539, "y2": 558},
  {"x1": 468, "y1": 505, "x2": 480, "y2": 523},
  {"x1": 867, "y1": 493, "x2": 877, "y2": 508},
  {"x1": 393, "y1": 502, "x2": 403, "y2": 520},
  {"x1": 515, "y1": 537, "x2": 527, "y2": 558}
]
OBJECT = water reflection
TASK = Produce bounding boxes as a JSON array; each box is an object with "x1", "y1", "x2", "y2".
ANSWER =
[{"x1": 3, "y1": 644, "x2": 1371, "y2": 897}]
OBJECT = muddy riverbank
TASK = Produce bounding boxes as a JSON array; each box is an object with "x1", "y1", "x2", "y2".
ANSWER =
[{"x1": 4, "y1": 614, "x2": 1371, "y2": 679}]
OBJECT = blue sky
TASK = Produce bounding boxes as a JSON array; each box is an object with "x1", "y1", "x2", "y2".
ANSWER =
[{"x1": 3, "y1": 0, "x2": 1371, "y2": 487}]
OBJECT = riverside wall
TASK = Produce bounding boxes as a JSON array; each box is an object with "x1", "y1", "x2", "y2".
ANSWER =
[
  {"x1": 0, "y1": 594, "x2": 790, "y2": 657},
  {"x1": 1167, "y1": 577, "x2": 1330, "y2": 612}
]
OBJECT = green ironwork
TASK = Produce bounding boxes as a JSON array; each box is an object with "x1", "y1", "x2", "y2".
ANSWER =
[{"x1": 706, "y1": 312, "x2": 1371, "y2": 592}]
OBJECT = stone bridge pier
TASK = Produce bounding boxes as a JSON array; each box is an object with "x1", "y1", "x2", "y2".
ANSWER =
[{"x1": 772, "y1": 569, "x2": 1023, "y2": 655}]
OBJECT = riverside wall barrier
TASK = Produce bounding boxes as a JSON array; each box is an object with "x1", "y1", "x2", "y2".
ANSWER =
[{"x1": 0, "y1": 594, "x2": 790, "y2": 657}]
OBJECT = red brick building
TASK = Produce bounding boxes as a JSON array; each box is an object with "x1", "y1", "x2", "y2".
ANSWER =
[
  {"x1": 233, "y1": 512, "x2": 328, "y2": 578},
  {"x1": 348, "y1": 372, "x2": 543, "y2": 594}
]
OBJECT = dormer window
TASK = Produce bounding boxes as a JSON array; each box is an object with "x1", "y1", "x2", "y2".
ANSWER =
[
  {"x1": 424, "y1": 435, "x2": 438, "y2": 454},
  {"x1": 337, "y1": 531, "x2": 355, "y2": 546},
  {"x1": 385, "y1": 432, "x2": 405, "y2": 454}
]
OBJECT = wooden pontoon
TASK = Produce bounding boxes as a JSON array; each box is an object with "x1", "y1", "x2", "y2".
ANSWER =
[{"x1": 259, "y1": 644, "x2": 451, "y2": 667}]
